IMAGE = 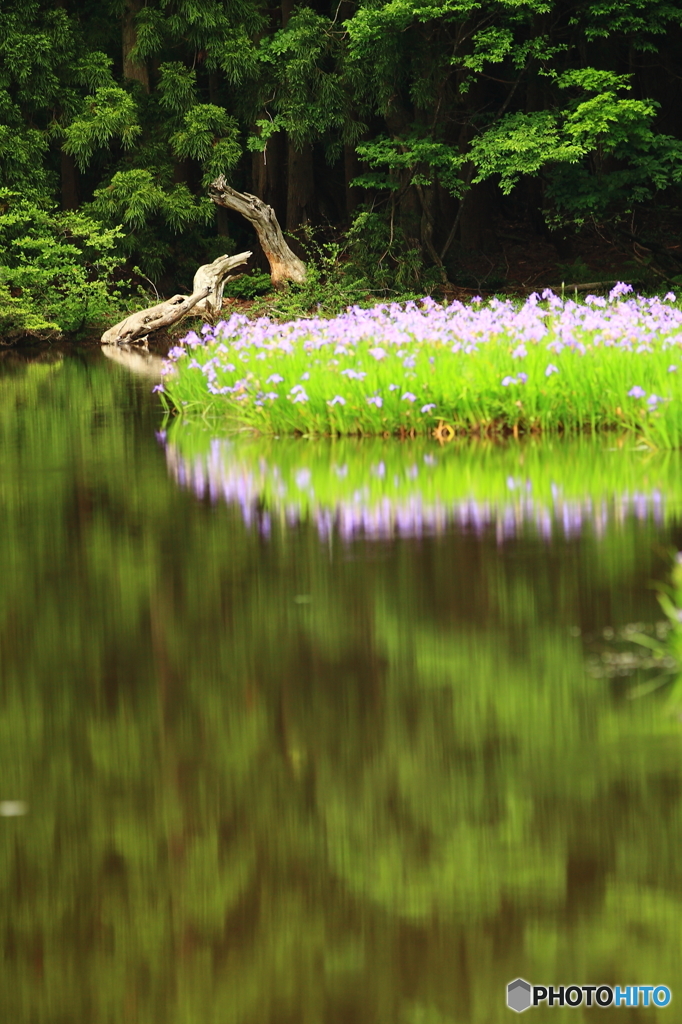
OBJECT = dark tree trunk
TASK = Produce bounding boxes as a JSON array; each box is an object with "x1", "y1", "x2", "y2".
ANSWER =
[
  {"x1": 122, "y1": 0, "x2": 149, "y2": 91},
  {"x1": 344, "y1": 143, "x2": 361, "y2": 224},
  {"x1": 286, "y1": 142, "x2": 315, "y2": 231},
  {"x1": 60, "y1": 149, "x2": 79, "y2": 211},
  {"x1": 252, "y1": 129, "x2": 287, "y2": 222}
]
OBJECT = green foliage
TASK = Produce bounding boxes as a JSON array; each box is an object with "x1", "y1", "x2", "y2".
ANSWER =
[
  {"x1": 223, "y1": 271, "x2": 273, "y2": 300},
  {"x1": 62, "y1": 86, "x2": 142, "y2": 170},
  {"x1": 0, "y1": 189, "x2": 127, "y2": 334},
  {"x1": 5, "y1": 0, "x2": 682, "y2": 322}
]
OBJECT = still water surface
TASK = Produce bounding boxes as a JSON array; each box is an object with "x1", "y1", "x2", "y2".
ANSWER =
[{"x1": 1, "y1": 352, "x2": 682, "y2": 1022}]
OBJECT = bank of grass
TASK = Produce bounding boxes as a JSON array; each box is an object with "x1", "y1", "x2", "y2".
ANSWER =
[{"x1": 160, "y1": 286, "x2": 682, "y2": 447}]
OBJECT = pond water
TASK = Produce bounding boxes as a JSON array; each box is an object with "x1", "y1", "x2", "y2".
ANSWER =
[{"x1": 1, "y1": 351, "x2": 682, "y2": 1022}]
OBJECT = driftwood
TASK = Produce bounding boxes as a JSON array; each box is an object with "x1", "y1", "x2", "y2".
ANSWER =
[
  {"x1": 101, "y1": 250, "x2": 252, "y2": 346},
  {"x1": 191, "y1": 251, "x2": 252, "y2": 318},
  {"x1": 209, "y1": 175, "x2": 306, "y2": 289}
]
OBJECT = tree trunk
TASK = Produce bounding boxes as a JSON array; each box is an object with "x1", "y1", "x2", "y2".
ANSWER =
[
  {"x1": 60, "y1": 149, "x2": 79, "y2": 211},
  {"x1": 209, "y1": 176, "x2": 306, "y2": 288},
  {"x1": 251, "y1": 128, "x2": 287, "y2": 221},
  {"x1": 286, "y1": 142, "x2": 315, "y2": 231},
  {"x1": 122, "y1": 0, "x2": 149, "y2": 91},
  {"x1": 343, "y1": 143, "x2": 361, "y2": 224}
]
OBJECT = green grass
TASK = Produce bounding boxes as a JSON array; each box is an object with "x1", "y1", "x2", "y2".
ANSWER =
[{"x1": 160, "y1": 290, "x2": 682, "y2": 447}]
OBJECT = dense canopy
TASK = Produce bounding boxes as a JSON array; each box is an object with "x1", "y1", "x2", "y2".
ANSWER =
[{"x1": 3, "y1": 0, "x2": 682, "y2": 329}]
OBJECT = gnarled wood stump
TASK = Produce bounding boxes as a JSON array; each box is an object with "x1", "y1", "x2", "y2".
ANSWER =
[
  {"x1": 101, "y1": 250, "x2": 252, "y2": 346},
  {"x1": 209, "y1": 176, "x2": 306, "y2": 289}
]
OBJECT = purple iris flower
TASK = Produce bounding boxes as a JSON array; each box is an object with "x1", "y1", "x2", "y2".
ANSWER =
[
  {"x1": 545, "y1": 364, "x2": 559, "y2": 376},
  {"x1": 421, "y1": 403, "x2": 436, "y2": 413},
  {"x1": 366, "y1": 395, "x2": 383, "y2": 407},
  {"x1": 628, "y1": 386, "x2": 646, "y2": 398},
  {"x1": 502, "y1": 376, "x2": 516, "y2": 386},
  {"x1": 328, "y1": 395, "x2": 346, "y2": 406},
  {"x1": 402, "y1": 392, "x2": 417, "y2": 402}
]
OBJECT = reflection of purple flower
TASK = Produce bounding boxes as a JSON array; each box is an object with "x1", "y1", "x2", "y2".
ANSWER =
[
  {"x1": 628, "y1": 386, "x2": 646, "y2": 398},
  {"x1": 402, "y1": 392, "x2": 417, "y2": 402}
]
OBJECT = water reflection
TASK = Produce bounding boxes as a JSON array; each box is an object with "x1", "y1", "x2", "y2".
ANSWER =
[
  {"x1": 1, "y1": 356, "x2": 682, "y2": 1023},
  {"x1": 163, "y1": 429, "x2": 674, "y2": 543}
]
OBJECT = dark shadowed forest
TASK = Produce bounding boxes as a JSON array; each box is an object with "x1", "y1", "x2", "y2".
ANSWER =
[{"x1": 3, "y1": 0, "x2": 682, "y2": 337}]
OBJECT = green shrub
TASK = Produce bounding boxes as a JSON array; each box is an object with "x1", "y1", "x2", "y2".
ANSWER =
[{"x1": 0, "y1": 190, "x2": 127, "y2": 336}]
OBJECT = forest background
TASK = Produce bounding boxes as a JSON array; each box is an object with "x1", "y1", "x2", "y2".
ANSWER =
[{"x1": 3, "y1": 0, "x2": 682, "y2": 339}]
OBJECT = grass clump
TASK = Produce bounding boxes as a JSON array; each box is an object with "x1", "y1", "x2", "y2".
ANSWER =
[{"x1": 159, "y1": 285, "x2": 682, "y2": 447}]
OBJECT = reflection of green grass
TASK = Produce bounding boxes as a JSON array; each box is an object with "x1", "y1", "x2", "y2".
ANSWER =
[{"x1": 166, "y1": 421, "x2": 682, "y2": 523}]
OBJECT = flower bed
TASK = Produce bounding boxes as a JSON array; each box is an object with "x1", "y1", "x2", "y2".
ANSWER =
[{"x1": 159, "y1": 285, "x2": 682, "y2": 447}]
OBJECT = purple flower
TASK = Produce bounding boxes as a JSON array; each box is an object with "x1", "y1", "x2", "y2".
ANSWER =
[
  {"x1": 267, "y1": 373, "x2": 284, "y2": 384},
  {"x1": 512, "y1": 344, "x2": 527, "y2": 359},
  {"x1": 264, "y1": 392, "x2": 279, "y2": 400},
  {"x1": 647, "y1": 394, "x2": 664, "y2": 408},
  {"x1": 664, "y1": 292, "x2": 676, "y2": 302},
  {"x1": 290, "y1": 384, "x2": 306, "y2": 394},
  {"x1": 369, "y1": 347, "x2": 387, "y2": 360},
  {"x1": 152, "y1": 384, "x2": 165, "y2": 393},
  {"x1": 628, "y1": 386, "x2": 646, "y2": 399},
  {"x1": 388, "y1": 384, "x2": 400, "y2": 391},
  {"x1": 668, "y1": 365, "x2": 678, "y2": 373},
  {"x1": 501, "y1": 376, "x2": 517, "y2": 387},
  {"x1": 402, "y1": 392, "x2": 417, "y2": 402},
  {"x1": 292, "y1": 391, "x2": 309, "y2": 403},
  {"x1": 421, "y1": 403, "x2": 436, "y2": 413},
  {"x1": 517, "y1": 372, "x2": 528, "y2": 384},
  {"x1": 341, "y1": 368, "x2": 366, "y2": 380},
  {"x1": 300, "y1": 372, "x2": 310, "y2": 380},
  {"x1": 328, "y1": 395, "x2": 346, "y2": 406},
  {"x1": 609, "y1": 282, "x2": 633, "y2": 301},
  {"x1": 366, "y1": 395, "x2": 383, "y2": 407},
  {"x1": 545, "y1": 363, "x2": 559, "y2": 377}
]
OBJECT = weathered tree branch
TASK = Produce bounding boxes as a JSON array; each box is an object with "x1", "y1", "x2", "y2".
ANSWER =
[
  {"x1": 101, "y1": 250, "x2": 252, "y2": 346},
  {"x1": 209, "y1": 175, "x2": 306, "y2": 289}
]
